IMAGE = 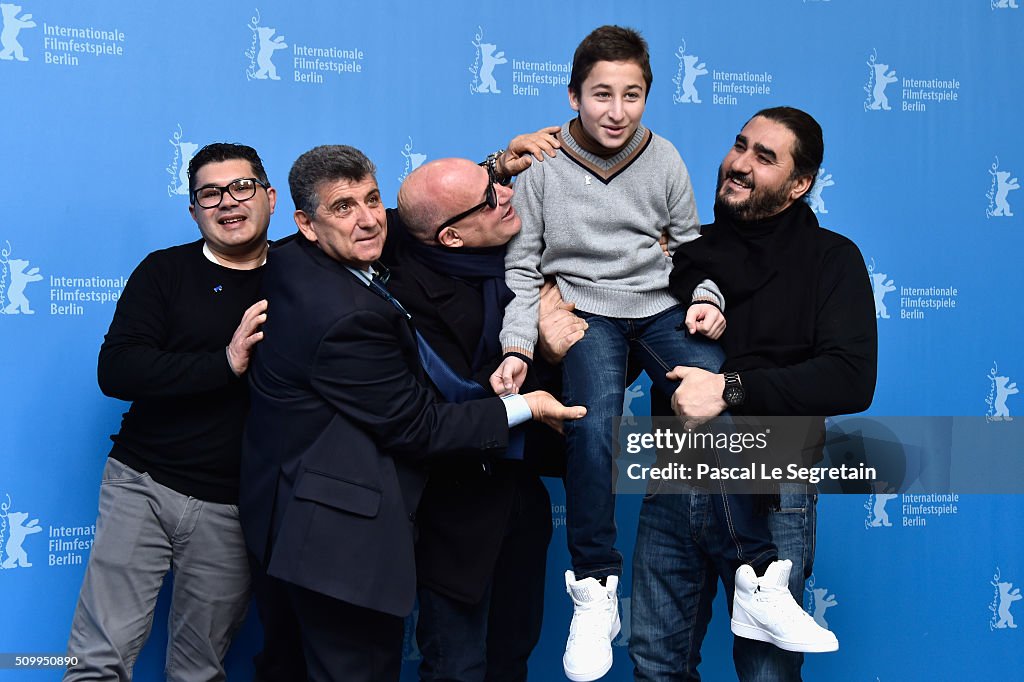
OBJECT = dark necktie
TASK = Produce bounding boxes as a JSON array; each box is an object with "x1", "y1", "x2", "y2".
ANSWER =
[{"x1": 365, "y1": 274, "x2": 524, "y2": 460}]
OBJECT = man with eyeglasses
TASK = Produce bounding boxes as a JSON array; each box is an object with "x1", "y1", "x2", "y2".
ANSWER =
[
  {"x1": 64, "y1": 143, "x2": 275, "y2": 681},
  {"x1": 384, "y1": 153, "x2": 580, "y2": 681}
]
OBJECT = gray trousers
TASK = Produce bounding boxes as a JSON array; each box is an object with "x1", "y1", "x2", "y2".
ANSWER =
[{"x1": 64, "y1": 458, "x2": 250, "y2": 681}]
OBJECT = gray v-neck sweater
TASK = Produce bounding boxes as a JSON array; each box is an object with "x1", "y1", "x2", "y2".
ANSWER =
[{"x1": 500, "y1": 120, "x2": 720, "y2": 356}]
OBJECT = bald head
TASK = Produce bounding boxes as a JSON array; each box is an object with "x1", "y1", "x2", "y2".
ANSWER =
[
  {"x1": 397, "y1": 158, "x2": 476, "y2": 243},
  {"x1": 398, "y1": 157, "x2": 521, "y2": 249}
]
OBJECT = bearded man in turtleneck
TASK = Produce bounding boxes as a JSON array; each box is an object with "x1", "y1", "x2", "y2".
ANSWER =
[{"x1": 629, "y1": 106, "x2": 878, "y2": 682}]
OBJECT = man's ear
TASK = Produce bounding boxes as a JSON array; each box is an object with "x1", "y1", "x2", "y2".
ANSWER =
[
  {"x1": 265, "y1": 186, "x2": 277, "y2": 215},
  {"x1": 789, "y1": 173, "x2": 814, "y2": 202},
  {"x1": 294, "y1": 210, "x2": 317, "y2": 242},
  {"x1": 438, "y1": 227, "x2": 463, "y2": 249}
]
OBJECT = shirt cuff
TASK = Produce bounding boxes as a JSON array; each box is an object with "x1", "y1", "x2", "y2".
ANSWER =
[
  {"x1": 501, "y1": 394, "x2": 532, "y2": 427},
  {"x1": 692, "y1": 279, "x2": 725, "y2": 311}
]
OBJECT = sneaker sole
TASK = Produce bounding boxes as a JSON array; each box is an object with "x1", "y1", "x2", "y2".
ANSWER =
[
  {"x1": 563, "y1": 656, "x2": 613, "y2": 682},
  {"x1": 563, "y1": 619, "x2": 621, "y2": 681},
  {"x1": 730, "y1": 618, "x2": 839, "y2": 653}
]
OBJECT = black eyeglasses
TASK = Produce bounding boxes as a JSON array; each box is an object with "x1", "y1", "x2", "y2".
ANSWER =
[
  {"x1": 192, "y1": 177, "x2": 268, "y2": 208},
  {"x1": 434, "y1": 167, "x2": 498, "y2": 242}
]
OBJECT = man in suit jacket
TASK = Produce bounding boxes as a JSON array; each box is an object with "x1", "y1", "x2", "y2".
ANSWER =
[
  {"x1": 386, "y1": 157, "x2": 576, "y2": 681},
  {"x1": 240, "y1": 145, "x2": 584, "y2": 682}
]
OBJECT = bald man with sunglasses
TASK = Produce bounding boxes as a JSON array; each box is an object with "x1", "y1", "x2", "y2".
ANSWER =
[{"x1": 378, "y1": 134, "x2": 581, "y2": 681}]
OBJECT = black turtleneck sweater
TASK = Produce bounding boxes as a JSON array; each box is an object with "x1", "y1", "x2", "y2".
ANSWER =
[{"x1": 670, "y1": 201, "x2": 877, "y2": 417}]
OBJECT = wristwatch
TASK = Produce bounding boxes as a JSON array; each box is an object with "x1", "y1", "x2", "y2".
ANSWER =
[
  {"x1": 722, "y1": 372, "x2": 745, "y2": 407},
  {"x1": 481, "y1": 150, "x2": 512, "y2": 186}
]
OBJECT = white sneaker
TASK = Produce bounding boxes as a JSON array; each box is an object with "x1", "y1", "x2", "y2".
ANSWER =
[
  {"x1": 563, "y1": 570, "x2": 621, "y2": 681},
  {"x1": 731, "y1": 560, "x2": 839, "y2": 653}
]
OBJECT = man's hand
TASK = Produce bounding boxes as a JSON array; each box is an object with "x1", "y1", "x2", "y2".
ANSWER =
[
  {"x1": 497, "y1": 125, "x2": 561, "y2": 179},
  {"x1": 523, "y1": 390, "x2": 586, "y2": 434},
  {"x1": 226, "y1": 299, "x2": 268, "y2": 376},
  {"x1": 537, "y1": 281, "x2": 587, "y2": 363},
  {"x1": 667, "y1": 366, "x2": 726, "y2": 430},
  {"x1": 685, "y1": 303, "x2": 726, "y2": 340},
  {"x1": 490, "y1": 355, "x2": 528, "y2": 395}
]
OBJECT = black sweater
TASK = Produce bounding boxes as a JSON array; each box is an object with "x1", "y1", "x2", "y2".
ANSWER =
[
  {"x1": 99, "y1": 240, "x2": 263, "y2": 503},
  {"x1": 670, "y1": 201, "x2": 877, "y2": 417}
]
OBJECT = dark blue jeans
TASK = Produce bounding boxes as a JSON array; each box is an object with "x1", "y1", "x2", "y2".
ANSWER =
[
  {"x1": 561, "y1": 305, "x2": 724, "y2": 579},
  {"x1": 630, "y1": 482, "x2": 816, "y2": 682}
]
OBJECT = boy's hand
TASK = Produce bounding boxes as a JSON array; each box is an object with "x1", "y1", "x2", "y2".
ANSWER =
[
  {"x1": 490, "y1": 355, "x2": 529, "y2": 396},
  {"x1": 685, "y1": 303, "x2": 726, "y2": 340}
]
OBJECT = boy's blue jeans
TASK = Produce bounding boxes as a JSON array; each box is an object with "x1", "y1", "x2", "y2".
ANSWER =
[{"x1": 561, "y1": 304, "x2": 777, "y2": 579}]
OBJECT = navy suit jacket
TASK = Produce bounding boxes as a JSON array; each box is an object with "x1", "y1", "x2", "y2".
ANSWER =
[{"x1": 240, "y1": 234, "x2": 509, "y2": 617}]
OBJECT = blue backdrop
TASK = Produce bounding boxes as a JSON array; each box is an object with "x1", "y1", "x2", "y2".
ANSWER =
[{"x1": 1, "y1": 1, "x2": 1022, "y2": 680}]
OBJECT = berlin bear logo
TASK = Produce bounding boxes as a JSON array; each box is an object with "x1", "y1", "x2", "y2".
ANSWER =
[
  {"x1": 868, "y1": 62, "x2": 897, "y2": 110},
  {"x1": 987, "y1": 157, "x2": 1019, "y2": 218},
  {"x1": 680, "y1": 55, "x2": 707, "y2": 103},
  {"x1": 863, "y1": 50, "x2": 897, "y2": 111},
  {"x1": 0, "y1": 3, "x2": 36, "y2": 62},
  {"x1": 174, "y1": 141, "x2": 199, "y2": 196},
  {"x1": 672, "y1": 40, "x2": 708, "y2": 104},
  {"x1": 3, "y1": 257, "x2": 41, "y2": 314},
  {"x1": 1, "y1": 242, "x2": 43, "y2": 315},
  {"x1": 805, "y1": 575, "x2": 838, "y2": 628},
  {"x1": 986, "y1": 363, "x2": 1018, "y2": 421},
  {"x1": 254, "y1": 26, "x2": 287, "y2": 80},
  {"x1": 867, "y1": 259, "x2": 896, "y2": 320},
  {"x1": 992, "y1": 171, "x2": 1019, "y2": 217},
  {"x1": 469, "y1": 27, "x2": 505, "y2": 95},
  {"x1": 398, "y1": 137, "x2": 427, "y2": 183},
  {"x1": 990, "y1": 567, "x2": 1022, "y2": 630},
  {"x1": 867, "y1": 493, "x2": 898, "y2": 527},
  {"x1": 165, "y1": 125, "x2": 199, "y2": 198},
  {"x1": 993, "y1": 375, "x2": 1018, "y2": 420},
  {"x1": 864, "y1": 480, "x2": 899, "y2": 529},
  {"x1": 245, "y1": 9, "x2": 287, "y2": 82},
  {"x1": 475, "y1": 42, "x2": 506, "y2": 94},
  {"x1": 0, "y1": 495, "x2": 42, "y2": 570},
  {"x1": 806, "y1": 169, "x2": 835, "y2": 214}
]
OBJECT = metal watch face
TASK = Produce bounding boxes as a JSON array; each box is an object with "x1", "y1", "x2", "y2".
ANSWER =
[{"x1": 724, "y1": 385, "x2": 745, "y2": 406}]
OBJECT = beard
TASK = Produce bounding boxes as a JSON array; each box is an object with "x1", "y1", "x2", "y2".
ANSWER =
[{"x1": 715, "y1": 165, "x2": 796, "y2": 223}]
